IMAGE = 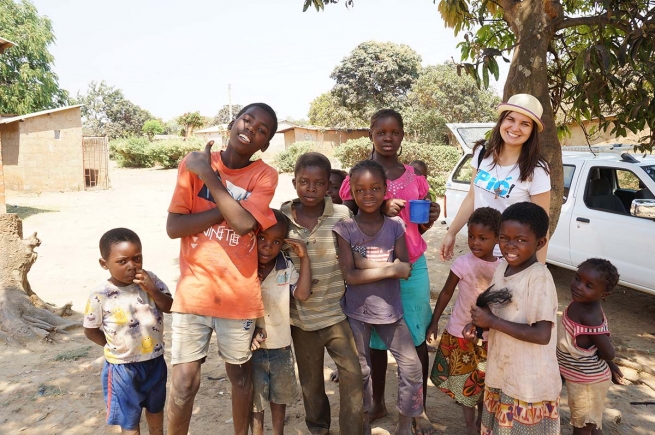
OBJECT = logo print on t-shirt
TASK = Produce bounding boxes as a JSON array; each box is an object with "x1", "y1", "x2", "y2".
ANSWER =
[
  {"x1": 474, "y1": 169, "x2": 516, "y2": 199},
  {"x1": 197, "y1": 173, "x2": 252, "y2": 203}
]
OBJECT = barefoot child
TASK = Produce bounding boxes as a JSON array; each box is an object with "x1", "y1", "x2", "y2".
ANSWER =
[
  {"x1": 281, "y1": 152, "x2": 364, "y2": 434},
  {"x1": 335, "y1": 159, "x2": 433, "y2": 435},
  {"x1": 464, "y1": 202, "x2": 562, "y2": 434},
  {"x1": 426, "y1": 207, "x2": 501, "y2": 435},
  {"x1": 166, "y1": 103, "x2": 279, "y2": 435},
  {"x1": 557, "y1": 258, "x2": 625, "y2": 434},
  {"x1": 249, "y1": 209, "x2": 312, "y2": 435},
  {"x1": 84, "y1": 228, "x2": 173, "y2": 435}
]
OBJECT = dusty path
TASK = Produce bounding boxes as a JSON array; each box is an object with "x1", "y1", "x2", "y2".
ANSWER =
[{"x1": 1, "y1": 162, "x2": 654, "y2": 434}]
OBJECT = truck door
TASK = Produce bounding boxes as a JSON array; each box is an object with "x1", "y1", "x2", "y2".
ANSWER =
[{"x1": 569, "y1": 163, "x2": 655, "y2": 294}]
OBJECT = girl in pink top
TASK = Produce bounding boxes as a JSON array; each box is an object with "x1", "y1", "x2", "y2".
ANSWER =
[
  {"x1": 339, "y1": 109, "x2": 439, "y2": 429},
  {"x1": 426, "y1": 207, "x2": 500, "y2": 435}
]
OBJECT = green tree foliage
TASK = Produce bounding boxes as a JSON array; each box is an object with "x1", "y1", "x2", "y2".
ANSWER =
[
  {"x1": 403, "y1": 63, "x2": 500, "y2": 143},
  {"x1": 331, "y1": 41, "x2": 422, "y2": 115},
  {"x1": 0, "y1": 0, "x2": 69, "y2": 114},
  {"x1": 308, "y1": 92, "x2": 367, "y2": 128},
  {"x1": 76, "y1": 81, "x2": 152, "y2": 139},
  {"x1": 177, "y1": 111, "x2": 206, "y2": 138},
  {"x1": 212, "y1": 104, "x2": 243, "y2": 125},
  {"x1": 110, "y1": 136, "x2": 203, "y2": 168},
  {"x1": 142, "y1": 119, "x2": 165, "y2": 140},
  {"x1": 273, "y1": 142, "x2": 313, "y2": 173}
]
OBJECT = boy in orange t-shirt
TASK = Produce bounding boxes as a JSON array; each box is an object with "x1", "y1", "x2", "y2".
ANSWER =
[{"x1": 166, "y1": 103, "x2": 279, "y2": 435}]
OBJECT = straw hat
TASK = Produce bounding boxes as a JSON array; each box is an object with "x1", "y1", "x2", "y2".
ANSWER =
[{"x1": 497, "y1": 93, "x2": 544, "y2": 132}]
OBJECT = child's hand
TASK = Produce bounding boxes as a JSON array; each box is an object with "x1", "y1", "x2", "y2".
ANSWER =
[
  {"x1": 607, "y1": 360, "x2": 626, "y2": 385},
  {"x1": 470, "y1": 306, "x2": 495, "y2": 329},
  {"x1": 383, "y1": 199, "x2": 406, "y2": 217},
  {"x1": 425, "y1": 322, "x2": 439, "y2": 344},
  {"x1": 185, "y1": 141, "x2": 215, "y2": 178},
  {"x1": 250, "y1": 328, "x2": 267, "y2": 351},
  {"x1": 134, "y1": 269, "x2": 156, "y2": 293},
  {"x1": 393, "y1": 259, "x2": 412, "y2": 280},
  {"x1": 428, "y1": 201, "x2": 441, "y2": 223},
  {"x1": 462, "y1": 323, "x2": 477, "y2": 343},
  {"x1": 285, "y1": 238, "x2": 307, "y2": 258}
]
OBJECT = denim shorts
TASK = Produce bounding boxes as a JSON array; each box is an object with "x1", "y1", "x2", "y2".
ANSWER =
[
  {"x1": 252, "y1": 346, "x2": 298, "y2": 411},
  {"x1": 102, "y1": 355, "x2": 167, "y2": 430}
]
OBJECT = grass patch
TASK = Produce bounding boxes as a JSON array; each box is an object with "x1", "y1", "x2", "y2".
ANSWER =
[
  {"x1": 54, "y1": 346, "x2": 90, "y2": 362},
  {"x1": 7, "y1": 205, "x2": 59, "y2": 220}
]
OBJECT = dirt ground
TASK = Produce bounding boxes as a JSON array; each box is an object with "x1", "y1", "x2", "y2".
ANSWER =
[{"x1": 1, "y1": 161, "x2": 654, "y2": 434}]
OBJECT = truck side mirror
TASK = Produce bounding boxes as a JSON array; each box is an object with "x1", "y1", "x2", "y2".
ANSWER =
[{"x1": 631, "y1": 199, "x2": 655, "y2": 219}]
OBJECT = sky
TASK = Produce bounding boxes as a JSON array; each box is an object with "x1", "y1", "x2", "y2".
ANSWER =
[{"x1": 31, "y1": 0, "x2": 507, "y2": 122}]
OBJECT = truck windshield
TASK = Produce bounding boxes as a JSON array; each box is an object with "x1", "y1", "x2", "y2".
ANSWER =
[
  {"x1": 641, "y1": 165, "x2": 655, "y2": 183},
  {"x1": 456, "y1": 127, "x2": 493, "y2": 148}
]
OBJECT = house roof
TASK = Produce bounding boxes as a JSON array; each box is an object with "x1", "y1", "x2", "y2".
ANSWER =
[
  {"x1": 276, "y1": 125, "x2": 369, "y2": 134},
  {"x1": 0, "y1": 36, "x2": 15, "y2": 54},
  {"x1": 0, "y1": 105, "x2": 83, "y2": 125},
  {"x1": 195, "y1": 124, "x2": 227, "y2": 134}
]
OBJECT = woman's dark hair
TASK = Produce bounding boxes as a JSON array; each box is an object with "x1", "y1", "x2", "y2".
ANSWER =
[
  {"x1": 349, "y1": 159, "x2": 387, "y2": 187},
  {"x1": 472, "y1": 110, "x2": 550, "y2": 182}
]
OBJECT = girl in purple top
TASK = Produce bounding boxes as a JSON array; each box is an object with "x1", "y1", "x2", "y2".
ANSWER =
[
  {"x1": 339, "y1": 109, "x2": 439, "y2": 429},
  {"x1": 334, "y1": 160, "x2": 434, "y2": 435}
]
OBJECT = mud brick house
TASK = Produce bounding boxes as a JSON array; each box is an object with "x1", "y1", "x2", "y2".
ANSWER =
[{"x1": 0, "y1": 105, "x2": 85, "y2": 194}]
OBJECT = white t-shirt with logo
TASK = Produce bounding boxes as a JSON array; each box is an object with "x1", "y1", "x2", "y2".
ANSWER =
[{"x1": 471, "y1": 147, "x2": 551, "y2": 212}]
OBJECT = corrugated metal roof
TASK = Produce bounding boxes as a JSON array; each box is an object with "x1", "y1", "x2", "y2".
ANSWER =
[
  {"x1": 276, "y1": 125, "x2": 369, "y2": 133},
  {"x1": 0, "y1": 105, "x2": 83, "y2": 125}
]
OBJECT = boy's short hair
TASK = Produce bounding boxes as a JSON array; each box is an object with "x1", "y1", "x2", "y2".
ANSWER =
[
  {"x1": 271, "y1": 209, "x2": 290, "y2": 236},
  {"x1": 235, "y1": 103, "x2": 278, "y2": 139},
  {"x1": 501, "y1": 202, "x2": 549, "y2": 239},
  {"x1": 330, "y1": 169, "x2": 348, "y2": 184},
  {"x1": 578, "y1": 258, "x2": 620, "y2": 292},
  {"x1": 99, "y1": 228, "x2": 141, "y2": 260},
  {"x1": 410, "y1": 160, "x2": 428, "y2": 176},
  {"x1": 294, "y1": 152, "x2": 331, "y2": 179},
  {"x1": 469, "y1": 206, "x2": 501, "y2": 235}
]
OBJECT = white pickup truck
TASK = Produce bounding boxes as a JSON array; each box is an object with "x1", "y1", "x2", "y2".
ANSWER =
[{"x1": 444, "y1": 123, "x2": 655, "y2": 296}]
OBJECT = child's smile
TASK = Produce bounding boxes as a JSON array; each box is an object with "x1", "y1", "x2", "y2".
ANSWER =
[
  {"x1": 499, "y1": 220, "x2": 545, "y2": 273},
  {"x1": 351, "y1": 170, "x2": 386, "y2": 213},
  {"x1": 570, "y1": 265, "x2": 609, "y2": 303}
]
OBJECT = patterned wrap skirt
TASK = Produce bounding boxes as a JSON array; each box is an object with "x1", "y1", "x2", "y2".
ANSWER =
[
  {"x1": 430, "y1": 330, "x2": 487, "y2": 407},
  {"x1": 481, "y1": 386, "x2": 560, "y2": 435}
]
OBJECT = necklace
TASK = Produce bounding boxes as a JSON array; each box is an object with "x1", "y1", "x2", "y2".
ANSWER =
[{"x1": 493, "y1": 162, "x2": 518, "y2": 199}]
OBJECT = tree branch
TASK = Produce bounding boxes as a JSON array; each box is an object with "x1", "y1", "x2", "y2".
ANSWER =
[{"x1": 557, "y1": 14, "x2": 631, "y2": 33}]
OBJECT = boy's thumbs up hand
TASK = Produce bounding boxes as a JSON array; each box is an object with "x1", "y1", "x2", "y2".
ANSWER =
[{"x1": 186, "y1": 141, "x2": 215, "y2": 178}]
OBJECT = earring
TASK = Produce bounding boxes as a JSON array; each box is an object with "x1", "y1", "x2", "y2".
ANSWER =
[{"x1": 398, "y1": 146, "x2": 403, "y2": 156}]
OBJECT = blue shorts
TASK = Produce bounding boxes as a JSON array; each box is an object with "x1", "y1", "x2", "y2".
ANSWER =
[
  {"x1": 252, "y1": 346, "x2": 298, "y2": 411},
  {"x1": 102, "y1": 355, "x2": 167, "y2": 430}
]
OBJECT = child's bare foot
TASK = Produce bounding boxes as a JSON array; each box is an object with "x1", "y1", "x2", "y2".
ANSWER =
[
  {"x1": 329, "y1": 369, "x2": 339, "y2": 382},
  {"x1": 393, "y1": 415, "x2": 414, "y2": 435},
  {"x1": 369, "y1": 400, "x2": 388, "y2": 423},
  {"x1": 413, "y1": 412, "x2": 435, "y2": 435}
]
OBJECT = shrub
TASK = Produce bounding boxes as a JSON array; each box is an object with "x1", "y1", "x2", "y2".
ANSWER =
[
  {"x1": 272, "y1": 142, "x2": 313, "y2": 173},
  {"x1": 334, "y1": 138, "x2": 461, "y2": 196},
  {"x1": 110, "y1": 136, "x2": 154, "y2": 167},
  {"x1": 109, "y1": 136, "x2": 206, "y2": 169},
  {"x1": 150, "y1": 137, "x2": 204, "y2": 169}
]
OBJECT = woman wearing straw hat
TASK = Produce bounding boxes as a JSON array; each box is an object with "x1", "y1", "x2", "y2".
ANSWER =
[{"x1": 439, "y1": 93, "x2": 551, "y2": 262}]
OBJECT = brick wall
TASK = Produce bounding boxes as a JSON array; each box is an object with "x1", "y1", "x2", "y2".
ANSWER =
[{"x1": 0, "y1": 107, "x2": 83, "y2": 192}]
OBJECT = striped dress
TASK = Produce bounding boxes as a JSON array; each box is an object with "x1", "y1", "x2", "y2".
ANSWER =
[{"x1": 556, "y1": 306, "x2": 612, "y2": 383}]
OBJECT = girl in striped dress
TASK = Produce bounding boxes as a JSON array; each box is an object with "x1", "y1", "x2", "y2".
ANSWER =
[{"x1": 557, "y1": 258, "x2": 625, "y2": 434}]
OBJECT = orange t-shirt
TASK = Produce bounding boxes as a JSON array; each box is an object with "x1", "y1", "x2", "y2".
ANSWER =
[{"x1": 168, "y1": 152, "x2": 278, "y2": 319}]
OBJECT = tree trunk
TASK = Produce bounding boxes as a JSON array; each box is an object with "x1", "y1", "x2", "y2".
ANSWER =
[
  {"x1": 0, "y1": 214, "x2": 78, "y2": 346},
  {"x1": 502, "y1": 0, "x2": 564, "y2": 234}
]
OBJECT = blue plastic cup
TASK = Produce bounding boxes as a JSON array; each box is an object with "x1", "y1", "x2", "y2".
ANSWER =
[{"x1": 409, "y1": 200, "x2": 431, "y2": 224}]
